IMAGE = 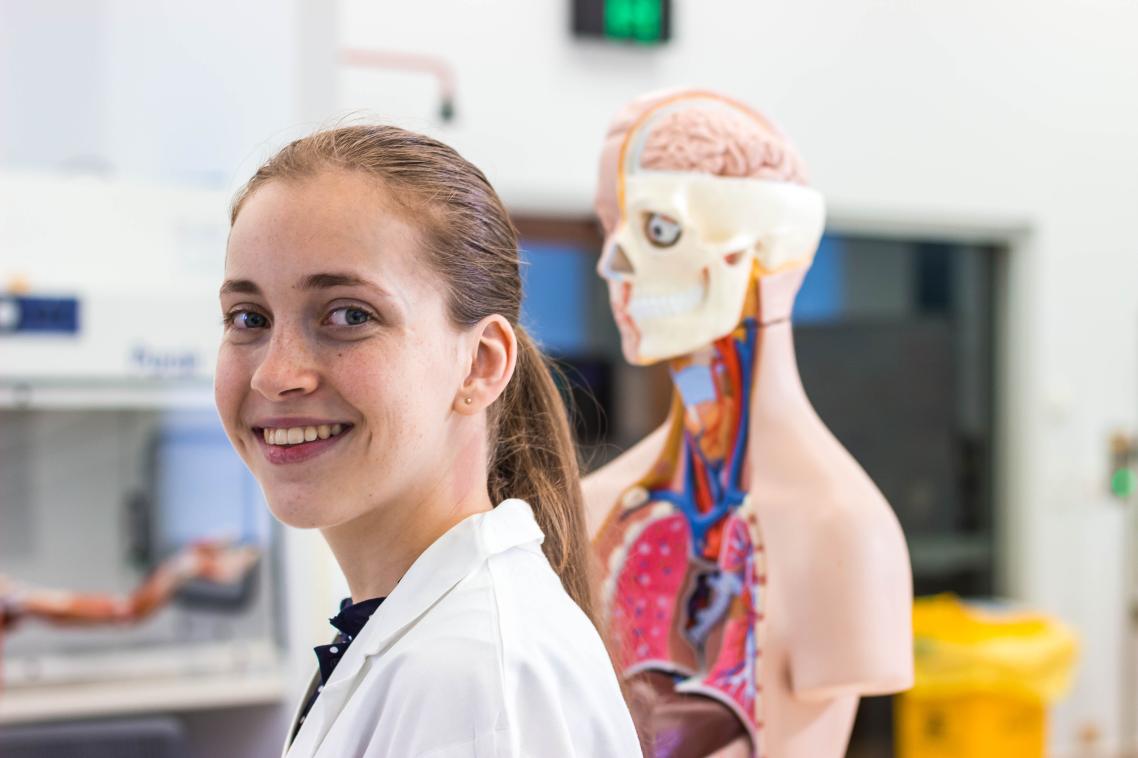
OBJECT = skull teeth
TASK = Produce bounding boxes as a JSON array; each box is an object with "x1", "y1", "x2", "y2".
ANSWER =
[{"x1": 626, "y1": 281, "x2": 706, "y2": 322}]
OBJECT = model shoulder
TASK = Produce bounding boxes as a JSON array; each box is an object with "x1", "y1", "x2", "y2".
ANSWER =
[
  {"x1": 773, "y1": 477, "x2": 914, "y2": 698},
  {"x1": 582, "y1": 422, "x2": 670, "y2": 537}
]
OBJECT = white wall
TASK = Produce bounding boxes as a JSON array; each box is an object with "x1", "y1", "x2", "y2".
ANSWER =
[
  {"x1": 0, "y1": 0, "x2": 300, "y2": 186},
  {"x1": 335, "y1": 0, "x2": 1138, "y2": 751}
]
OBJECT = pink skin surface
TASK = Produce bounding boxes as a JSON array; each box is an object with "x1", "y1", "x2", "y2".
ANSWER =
[{"x1": 215, "y1": 170, "x2": 504, "y2": 602}]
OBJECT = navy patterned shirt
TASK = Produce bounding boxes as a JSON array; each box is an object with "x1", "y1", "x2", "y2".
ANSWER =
[{"x1": 295, "y1": 595, "x2": 385, "y2": 730}]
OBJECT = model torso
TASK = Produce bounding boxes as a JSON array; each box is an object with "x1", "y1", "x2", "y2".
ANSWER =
[{"x1": 585, "y1": 321, "x2": 913, "y2": 757}]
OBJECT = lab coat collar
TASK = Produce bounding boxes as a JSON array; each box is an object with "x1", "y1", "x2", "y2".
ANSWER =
[
  {"x1": 355, "y1": 498, "x2": 543, "y2": 657},
  {"x1": 285, "y1": 498, "x2": 544, "y2": 758}
]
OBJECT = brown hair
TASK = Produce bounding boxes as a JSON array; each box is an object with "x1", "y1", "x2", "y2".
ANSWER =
[{"x1": 230, "y1": 125, "x2": 598, "y2": 624}]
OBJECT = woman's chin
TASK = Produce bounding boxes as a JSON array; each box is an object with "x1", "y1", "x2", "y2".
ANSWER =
[
  {"x1": 265, "y1": 492, "x2": 339, "y2": 530},
  {"x1": 269, "y1": 509, "x2": 326, "y2": 531}
]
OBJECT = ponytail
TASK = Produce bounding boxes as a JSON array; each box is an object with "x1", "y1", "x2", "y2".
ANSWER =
[{"x1": 488, "y1": 326, "x2": 597, "y2": 624}]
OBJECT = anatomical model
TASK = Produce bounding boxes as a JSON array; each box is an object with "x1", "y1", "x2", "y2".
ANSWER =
[
  {"x1": 583, "y1": 90, "x2": 914, "y2": 758},
  {"x1": 0, "y1": 541, "x2": 259, "y2": 686}
]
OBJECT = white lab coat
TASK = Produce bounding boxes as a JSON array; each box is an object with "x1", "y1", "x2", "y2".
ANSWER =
[{"x1": 282, "y1": 499, "x2": 643, "y2": 758}]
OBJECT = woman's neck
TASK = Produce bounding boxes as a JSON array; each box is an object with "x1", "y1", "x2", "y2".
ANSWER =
[{"x1": 319, "y1": 434, "x2": 494, "y2": 602}]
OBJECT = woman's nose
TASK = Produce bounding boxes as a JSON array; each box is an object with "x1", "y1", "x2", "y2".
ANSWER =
[{"x1": 249, "y1": 329, "x2": 320, "y2": 399}]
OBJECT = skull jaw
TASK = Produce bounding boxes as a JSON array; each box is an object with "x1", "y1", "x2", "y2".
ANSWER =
[
  {"x1": 612, "y1": 273, "x2": 753, "y2": 365},
  {"x1": 613, "y1": 264, "x2": 814, "y2": 365},
  {"x1": 629, "y1": 311, "x2": 745, "y2": 364}
]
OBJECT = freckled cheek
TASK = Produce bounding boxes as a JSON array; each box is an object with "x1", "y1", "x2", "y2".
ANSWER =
[
  {"x1": 339, "y1": 352, "x2": 442, "y2": 445},
  {"x1": 328, "y1": 353, "x2": 392, "y2": 430}
]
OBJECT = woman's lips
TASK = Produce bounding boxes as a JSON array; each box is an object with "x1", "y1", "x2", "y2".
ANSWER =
[{"x1": 254, "y1": 425, "x2": 352, "y2": 465}]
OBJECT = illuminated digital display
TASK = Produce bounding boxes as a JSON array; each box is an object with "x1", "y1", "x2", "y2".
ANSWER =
[{"x1": 573, "y1": 0, "x2": 671, "y2": 44}]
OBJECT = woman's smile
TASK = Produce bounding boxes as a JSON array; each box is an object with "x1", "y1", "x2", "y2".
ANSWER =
[{"x1": 253, "y1": 419, "x2": 355, "y2": 466}]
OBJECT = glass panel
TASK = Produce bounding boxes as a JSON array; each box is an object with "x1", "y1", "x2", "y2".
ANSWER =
[{"x1": 0, "y1": 406, "x2": 281, "y2": 684}]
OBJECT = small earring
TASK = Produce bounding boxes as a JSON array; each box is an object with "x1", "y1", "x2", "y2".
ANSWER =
[{"x1": 464, "y1": 396, "x2": 473, "y2": 405}]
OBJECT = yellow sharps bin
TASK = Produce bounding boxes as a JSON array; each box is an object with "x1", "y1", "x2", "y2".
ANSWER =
[{"x1": 896, "y1": 594, "x2": 1078, "y2": 758}]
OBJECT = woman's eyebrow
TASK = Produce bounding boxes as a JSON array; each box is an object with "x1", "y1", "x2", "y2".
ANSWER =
[
  {"x1": 219, "y1": 279, "x2": 260, "y2": 296},
  {"x1": 299, "y1": 272, "x2": 391, "y2": 295},
  {"x1": 218, "y1": 273, "x2": 396, "y2": 298}
]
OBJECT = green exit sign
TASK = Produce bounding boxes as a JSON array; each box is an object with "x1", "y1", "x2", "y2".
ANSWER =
[{"x1": 573, "y1": 0, "x2": 671, "y2": 44}]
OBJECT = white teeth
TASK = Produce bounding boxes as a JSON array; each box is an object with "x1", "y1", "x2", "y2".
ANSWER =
[
  {"x1": 626, "y1": 280, "x2": 706, "y2": 322},
  {"x1": 262, "y1": 424, "x2": 347, "y2": 446}
]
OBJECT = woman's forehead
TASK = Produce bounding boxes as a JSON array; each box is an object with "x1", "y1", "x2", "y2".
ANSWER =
[{"x1": 225, "y1": 173, "x2": 426, "y2": 290}]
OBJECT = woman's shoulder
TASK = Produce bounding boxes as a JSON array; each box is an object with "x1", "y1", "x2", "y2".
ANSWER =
[
  {"x1": 379, "y1": 530, "x2": 575, "y2": 668},
  {"x1": 398, "y1": 540, "x2": 610, "y2": 675},
  {"x1": 485, "y1": 546, "x2": 643, "y2": 756},
  {"x1": 406, "y1": 543, "x2": 589, "y2": 647},
  {"x1": 376, "y1": 544, "x2": 641, "y2": 756},
  {"x1": 483, "y1": 546, "x2": 624, "y2": 694},
  {"x1": 367, "y1": 548, "x2": 564, "y2": 728},
  {"x1": 486, "y1": 544, "x2": 597, "y2": 634},
  {"x1": 365, "y1": 570, "x2": 506, "y2": 734}
]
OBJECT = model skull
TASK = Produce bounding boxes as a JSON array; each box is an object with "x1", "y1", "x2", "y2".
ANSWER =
[{"x1": 596, "y1": 94, "x2": 826, "y2": 365}]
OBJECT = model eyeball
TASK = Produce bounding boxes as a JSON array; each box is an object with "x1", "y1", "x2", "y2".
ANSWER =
[{"x1": 643, "y1": 213, "x2": 682, "y2": 248}]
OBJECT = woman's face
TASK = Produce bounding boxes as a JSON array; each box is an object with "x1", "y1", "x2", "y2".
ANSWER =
[{"x1": 216, "y1": 170, "x2": 468, "y2": 529}]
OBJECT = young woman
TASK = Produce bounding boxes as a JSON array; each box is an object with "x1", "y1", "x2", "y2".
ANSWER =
[{"x1": 215, "y1": 125, "x2": 642, "y2": 757}]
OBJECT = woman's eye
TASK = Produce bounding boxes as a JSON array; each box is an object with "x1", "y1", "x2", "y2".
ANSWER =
[
  {"x1": 327, "y1": 306, "x2": 374, "y2": 327},
  {"x1": 643, "y1": 213, "x2": 682, "y2": 247},
  {"x1": 226, "y1": 310, "x2": 268, "y2": 329}
]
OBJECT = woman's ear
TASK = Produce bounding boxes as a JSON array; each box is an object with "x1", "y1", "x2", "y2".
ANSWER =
[{"x1": 454, "y1": 315, "x2": 517, "y2": 414}]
